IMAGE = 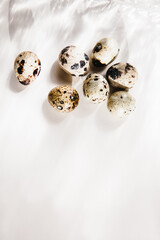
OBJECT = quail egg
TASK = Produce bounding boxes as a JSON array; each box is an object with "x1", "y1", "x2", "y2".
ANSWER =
[
  {"x1": 14, "y1": 51, "x2": 41, "y2": 85},
  {"x1": 106, "y1": 62, "x2": 138, "y2": 90},
  {"x1": 48, "y1": 85, "x2": 79, "y2": 113},
  {"x1": 107, "y1": 91, "x2": 136, "y2": 118},
  {"x1": 58, "y1": 46, "x2": 89, "y2": 77},
  {"x1": 91, "y1": 38, "x2": 119, "y2": 67},
  {"x1": 83, "y1": 73, "x2": 110, "y2": 103}
]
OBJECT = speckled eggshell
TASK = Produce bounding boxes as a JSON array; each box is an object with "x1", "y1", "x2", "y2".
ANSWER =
[
  {"x1": 14, "y1": 51, "x2": 41, "y2": 85},
  {"x1": 58, "y1": 46, "x2": 89, "y2": 77},
  {"x1": 106, "y1": 63, "x2": 138, "y2": 90},
  {"x1": 107, "y1": 91, "x2": 136, "y2": 118},
  {"x1": 91, "y1": 38, "x2": 119, "y2": 67},
  {"x1": 48, "y1": 85, "x2": 79, "y2": 113},
  {"x1": 83, "y1": 73, "x2": 110, "y2": 103}
]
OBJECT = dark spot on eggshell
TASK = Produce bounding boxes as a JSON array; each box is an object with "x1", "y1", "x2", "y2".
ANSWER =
[
  {"x1": 61, "y1": 47, "x2": 69, "y2": 55},
  {"x1": 71, "y1": 63, "x2": 79, "y2": 70},
  {"x1": 17, "y1": 60, "x2": 19, "y2": 63},
  {"x1": 60, "y1": 100, "x2": 64, "y2": 104},
  {"x1": 17, "y1": 66, "x2": 23, "y2": 74},
  {"x1": 94, "y1": 78, "x2": 98, "y2": 81},
  {"x1": 84, "y1": 67, "x2": 87, "y2": 71},
  {"x1": 64, "y1": 91, "x2": 67, "y2": 94},
  {"x1": 20, "y1": 59, "x2": 25, "y2": 65},
  {"x1": 80, "y1": 60, "x2": 85, "y2": 68},
  {"x1": 33, "y1": 68, "x2": 38, "y2": 76},
  {"x1": 92, "y1": 58, "x2": 106, "y2": 67},
  {"x1": 37, "y1": 67, "x2": 41, "y2": 76},
  {"x1": 49, "y1": 93, "x2": 53, "y2": 99},
  {"x1": 66, "y1": 53, "x2": 69, "y2": 57},
  {"x1": 20, "y1": 78, "x2": 30, "y2": 85},
  {"x1": 79, "y1": 74, "x2": 84, "y2": 76},
  {"x1": 125, "y1": 63, "x2": 134, "y2": 73},
  {"x1": 107, "y1": 67, "x2": 122, "y2": 80},
  {"x1": 61, "y1": 58, "x2": 67, "y2": 65},
  {"x1": 70, "y1": 96, "x2": 75, "y2": 100},
  {"x1": 19, "y1": 54, "x2": 22, "y2": 57},
  {"x1": 93, "y1": 43, "x2": 102, "y2": 53},
  {"x1": 38, "y1": 59, "x2": 41, "y2": 66},
  {"x1": 100, "y1": 89, "x2": 103, "y2": 91},
  {"x1": 132, "y1": 75, "x2": 135, "y2": 78},
  {"x1": 84, "y1": 53, "x2": 89, "y2": 61},
  {"x1": 72, "y1": 103, "x2": 75, "y2": 109},
  {"x1": 52, "y1": 101, "x2": 55, "y2": 104},
  {"x1": 70, "y1": 95, "x2": 77, "y2": 101},
  {"x1": 71, "y1": 74, "x2": 76, "y2": 76}
]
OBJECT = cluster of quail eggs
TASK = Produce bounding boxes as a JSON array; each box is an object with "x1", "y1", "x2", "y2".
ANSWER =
[{"x1": 14, "y1": 37, "x2": 138, "y2": 118}]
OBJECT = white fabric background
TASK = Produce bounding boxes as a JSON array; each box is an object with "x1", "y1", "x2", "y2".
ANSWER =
[{"x1": 0, "y1": 0, "x2": 160, "y2": 239}]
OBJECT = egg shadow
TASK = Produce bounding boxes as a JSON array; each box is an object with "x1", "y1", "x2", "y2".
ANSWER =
[
  {"x1": 95, "y1": 101, "x2": 126, "y2": 132},
  {"x1": 50, "y1": 60, "x2": 72, "y2": 85},
  {"x1": 108, "y1": 84, "x2": 128, "y2": 97},
  {"x1": 8, "y1": 70, "x2": 26, "y2": 93},
  {"x1": 42, "y1": 99, "x2": 67, "y2": 124},
  {"x1": 89, "y1": 58, "x2": 107, "y2": 73}
]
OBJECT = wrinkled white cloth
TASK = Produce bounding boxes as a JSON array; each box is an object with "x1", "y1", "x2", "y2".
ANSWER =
[{"x1": 0, "y1": 0, "x2": 160, "y2": 239}]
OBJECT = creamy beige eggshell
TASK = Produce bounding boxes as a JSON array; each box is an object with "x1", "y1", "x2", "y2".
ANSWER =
[
  {"x1": 106, "y1": 62, "x2": 138, "y2": 90},
  {"x1": 83, "y1": 73, "x2": 110, "y2": 103},
  {"x1": 58, "y1": 46, "x2": 89, "y2": 77},
  {"x1": 14, "y1": 51, "x2": 41, "y2": 85},
  {"x1": 91, "y1": 38, "x2": 119, "y2": 67},
  {"x1": 107, "y1": 91, "x2": 136, "y2": 118},
  {"x1": 48, "y1": 85, "x2": 79, "y2": 113}
]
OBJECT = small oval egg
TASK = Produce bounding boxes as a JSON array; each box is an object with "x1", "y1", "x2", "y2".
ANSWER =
[
  {"x1": 58, "y1": 46, "x2": 89, "y2": 77},
  {"x1": 48, "y1": 85, "x2": 79, "y2": 113},
  {"x1": 107, "y1": 91, "x2": 136, "y2": 118},
  {"x1": 91, "y1": 38, "x2": 119, "y2": 67},
  {"x1": 83, "y1": 73, "x2": 110, "y2": 103},
  {"x1": 106, "y1": 62, "x2": 138, "y2": 90},
  {"x1": 14, "y1": 51, "x2": 41, "y2": 85}
]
